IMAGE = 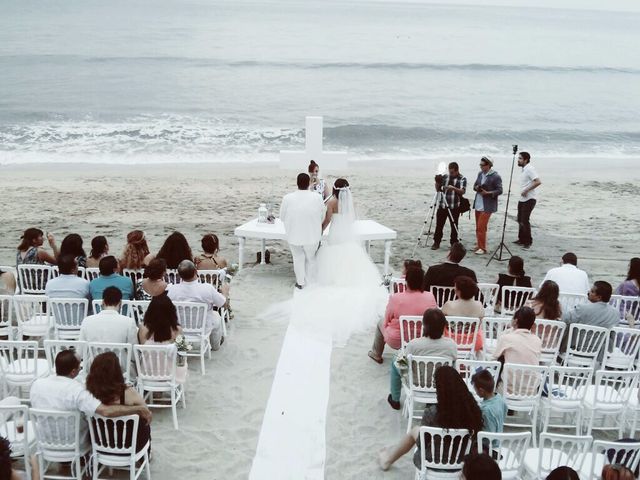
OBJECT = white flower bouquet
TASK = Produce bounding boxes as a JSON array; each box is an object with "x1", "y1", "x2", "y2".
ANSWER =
[{"x1": 174, "y1": 335, "x2": 193, "y2": 366}]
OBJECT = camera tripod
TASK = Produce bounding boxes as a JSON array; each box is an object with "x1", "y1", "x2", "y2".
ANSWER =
[{"x1": 412, "y1": 189, "x2": 461, "y2": 257}]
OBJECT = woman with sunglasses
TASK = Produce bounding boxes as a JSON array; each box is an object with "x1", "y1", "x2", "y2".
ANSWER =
[{"x1": 472, "y1": 156, "x2": 503, "y2": 255}]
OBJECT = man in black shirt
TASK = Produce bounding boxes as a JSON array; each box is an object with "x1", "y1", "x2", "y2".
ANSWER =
[
  {"x1": 424, "y1": 242, "x2": 477, "y2": 291},
  {"x1": 432, "y1": 162, "x2": 467, "y2": 250}
]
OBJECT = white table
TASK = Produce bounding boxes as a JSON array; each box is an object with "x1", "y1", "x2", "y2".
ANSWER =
[{"x1": 234, "y1": 218, "x2": 397, "y2": 274}]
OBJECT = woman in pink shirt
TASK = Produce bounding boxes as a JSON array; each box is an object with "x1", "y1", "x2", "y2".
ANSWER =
[{"x1": 368, "y1": 266, "x2": 437, "y2": 363}]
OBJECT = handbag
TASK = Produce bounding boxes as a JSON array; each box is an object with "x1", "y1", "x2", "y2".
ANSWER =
[{"x1": 459, "y1": 196, "x2": 471, "y2": 214}]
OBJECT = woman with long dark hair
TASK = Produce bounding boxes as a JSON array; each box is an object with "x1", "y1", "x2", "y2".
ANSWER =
[
  {"x1": 85, "y1": 352, "x2": 151, "y2": 452},
  {"x1": 494, "y1": 256, "x2": 532, "y2": 313},
  {"x1": 16, "y1": 227, "x2": 58, "y2": 266},
  {"x1": 527, "y1": 280, "x2": 562, "y2": 320},
  {"x1": 86, "y1": 236, "x2": 109, "y2": 268},
  {"x1": 379, "y1": 365, "x2": 483, "y2": 471},
  {"x1": 615, "y1": 257, "x2": 640, "y2": 297},
  {"x1": 152, "y1": 232, "x2": 193, "y2": 270},
  {"x1": 58, "y1": 233, "x2": 87, "y2": 268}
]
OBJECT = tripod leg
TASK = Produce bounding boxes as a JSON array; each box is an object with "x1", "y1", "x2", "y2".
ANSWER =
[{"x1": 486, "y1": 241, "x2": 513, "y2": 267}]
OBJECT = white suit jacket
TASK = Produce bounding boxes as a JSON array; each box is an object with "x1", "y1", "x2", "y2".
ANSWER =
[{"x1": 280, "y1": 190, "x2": 326, "y2": 246}]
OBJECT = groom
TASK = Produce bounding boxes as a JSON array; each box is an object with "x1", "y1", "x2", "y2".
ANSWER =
[{"x1": 280, "y1": 173, "x2": 326, "y2": 289}]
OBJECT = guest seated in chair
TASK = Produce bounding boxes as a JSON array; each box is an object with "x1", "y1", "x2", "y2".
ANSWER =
[
  {"x1": 0, "y1": 436, "x2": 39, "y2": 480},
  {"x1": 369, "y1": 266, "x2": 437, "y2": 364},
  {"x1": 146, "y1": 231, "x2": 193, "y2": 270},
  {"x1": 442, "y1": 276, "x2": 485, "y2": 353},
  {"x1": 86, "y1": 352, "x2": 151, "y2": 453},
  {"x1": 494, "y1": 256, "x2": 532, "y2": 314},
  {"x1": 194, "y1": 233, "x2": 228, "y2": 270},
  {"x1": 378, "y1": 366, "x2": 483, "y2": 472},
  {"x1": 423, "y1": 242, "x2": 477, "y2": 292},
  {"x1": 526, "y1": 280, "x2": 562, "y2": 320},
  {"x1": 136, "y1": 258, "x2": 168, "y2": 301},
  {"x1": 86, "y1": 235, "x2": 109, "y2": 268},
  {"x1": 120, "y1": 230, "x2": 150, "y2": 271}
]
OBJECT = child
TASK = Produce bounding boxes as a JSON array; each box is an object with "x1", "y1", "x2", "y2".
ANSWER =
[{"x1": 471, "y1": 369, "x2": 507, "y2": 454}]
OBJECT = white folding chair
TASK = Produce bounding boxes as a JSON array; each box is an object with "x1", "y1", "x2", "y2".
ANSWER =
[
  {"x1": 121, "y1": 268, "x2": 144, "y2": 286},
  {"x1": 533, "y1": 319, "x2": 566, "y2": 365},
  {"x1": 500, "y1": 286, "x2": 536, "y2": 317},
  {"x1": 197, "y1": 269, "x2": 226, "y2": 290},
  {"x1": 580, "y1": 439, "x2": 640, "y2": 480},
  {"x1": 502, "y1": 363, "x2": 548, "y2": 447},
  {"x1": 456, "y1": 359, "x2": 501, "y2": 403},
  {"x1": 87, "y1": 413, "x2": 151, "y2": 480},
  {"x1": 523, "y1": 433, "x2": 592, "y2": 480},
  {"x1": 477, "y1": 431, "x2": 531, "y2": 480},
  {"x1": 610, "y1": 294, "x2": 640, "y2": 326},
  {"x1": 481, "y1": 317, "x2": 512, "y2": 359},
  {"x1": 48, "y1": 298, "x2": 88, "y2": 340},
  {"x1": 430, "y1": 285, "x2": 457, "y2": 308},
  {"x1": 43, "y1": 340, "x2": 87, "y2": 374},
  {"x1": 389, "y1": 277, "x2": 407, "y2": 295},
  {"x1": 83, "y1": 267, "x2": 100, "y2": 282},
  {"x1": 127, "y1": 300, "x2": 151, "y2": 326},
  {"x1": 165, "y1": 269, "x2": 181, "y2": 284},
  {"x1": 91, "y1": 299, "x2": 134, "y2": 316},
  {"x1": 86, "y1": 342, "x2": 133, "y2": 382},
  {"x1": 540, "y1": 366, "x2": 593, "y2": 435},
  {"x1": 414, "y1": 426, "x2": 473, "y2": 480},
  {"x1": 17, "y1": 264, "x2": 54, "y2": 295},
  {"x1": 0, "y1": 404, "x2": 35, "y2": 479},
  {"x1": 13, "y1": 294, "x2": 51, "y2": 342},
  {"x1": 602, "y1": 327, "x2": 640, "y2": 370},
  {"x1": 563, "y1": 323, "x2": 609, "y2": 368},
  {"x1": 0, "y1": 340, "x2": 49, "y2": 400},
  {"x1": 133, "y1": 344, "x2": 185, "y2": 430},
  {"x1": 399, "y1": 315, "x2": 423, "y2": 352},
  {"x1": 30, "y1": 409, "x2": 91, "y2": 480},
  {"x1": 175, "y1": 302, "x2": 210, "y2": 375},
  {"x1": 558, "y1": 292, "x2": 588, "y2": 314},
  {"x1": 404, "y1": 355, "x2": 450, "y2": 433},
  {"x1": 0, "y1": 266, "x2": 18, "y2": 294},
  {"x1": 445, "y1": 316, "x2": 479, "y2": 359},
  {"x1": 475, "y1": 283, "x2": 499, "y2": 315},
  {"x1": 0, "y1": 295, "x2": 15, "y2": 340},
  {"x1": 582, "y1": 370, "x2": 637, "y2": 437},
  {"x1": 625, "y1": 388, "x2": 640, "y2": 437}
]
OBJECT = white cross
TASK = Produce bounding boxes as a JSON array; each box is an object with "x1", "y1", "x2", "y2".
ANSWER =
[{"x1": 279, "y1": 116, "x2": 348, "y2": 171}]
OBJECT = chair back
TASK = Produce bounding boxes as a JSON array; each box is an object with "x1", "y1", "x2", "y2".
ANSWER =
[
  {"x1": 564, "y1": 323, "x2": 609, "y2": 367},
  {"x1": 165, "y1": 269, "x2": 181, "y2": 284},
  {"x1": 534, "y1": 433, "x2": 592, "y2": 479},
  {"x1": 407, "y1": 355, "x2": 450, "y2": 396},
  {"x1": 558, "y1": 292, "x2": 588, "y2": 314},
  {"x1": 48, "y1": 298, "x2": 88, "y2": 340},
  {"x1": 476, "y1": 283, "x2": 499, "y2": 313},
  {"x1": 197, "y1": 270, "x2": 225, "y2": 290},
  {"x1": 175, "y1": 302, "x2": 208, "y2": 336},
  {"x1": 127, "y1": 300, "x2": 151, "y2": 325},
  {"x1": 445, "y1": 316, "x2": 479, "y2": 358},
  {"x1": 0, "y1": 340, "x2": 42, "y2": 379},
  {"x1": 610, "y1": 294, "x2": 640, "y2": 325},
  {"x1": 430, "y1": 285, "x2": 457, "y2": 308},
  {"x1": 477, "y1": 431, "x2": 530, "y2": 478},
  {"x1": 0, "y1": 295, "x2": 14, "y2": 339},
  {"x1": 121, "y1": 268, "x2": 144, "y2": 286},
  {"x1": 91, "y1": 299, "x2": 133, "y2": 315},
  {"x1": 43, "y1": 340, "x2": 87, "y2": 373},
  {"x1": 389, "y1": 277, "x2": 407, "y2": 294},
  {"x1": 603, "y1": 327, "x2": 640, "y2": 370},
  {"x1": 456, "y1": 359, "x2": 501, "y2": 402},
  {"x1": 17, "y1": 264, "x2": 53, "y2": 294},
  {"x1": 399, "y1": 315, "x2": 423, "y2": 351},
  {"x1": 0, "y1": 404, "x2": 32, "y2": 473},
  {"x1": 502, "y1": 363, "x2": 548, "y2": 405},
  {"x1": 13, "y1": 294, "x2": 50, "y2": 336},
  {"x1": 86, "y1": 342, "x2": 132, "y2": 380},
  {"x1": 481, "y1": 317, "x2": 511, "y2": 357},
  {"x1": 588, "y1": 370, "x2": 636, "y2": 411},
  {"x1": 501, "y1": 286, "x2": 536, "y2": 316},
  {"x1": 533, "y1": 319, "x2": 566, "y2": 365},
  {"x1": 88, "y1": 414, "x2": 140, "y2": 456},
  {"x1": 586, "y1": 440, "x2": 640, "y2": 480},
  {"x1": 416, "y1": 426, "x2": 473, "y2": 474},
  {"x1": 133, "y1": 344, "x2": 177, "y2": 382},
  {"x1": 83, "y1": 267, "x2": 100, "y2": 282},
  {"x1": 30, "y1": 409, "x2": 83, "y2": 460},
  {"x1": 546, "y1": 366, "x2": 593, "y2": 407}
]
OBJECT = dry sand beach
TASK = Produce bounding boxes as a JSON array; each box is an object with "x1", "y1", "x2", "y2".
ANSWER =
[{"x1": 1, "y1": 158, "x2": 639, "y2": 479}]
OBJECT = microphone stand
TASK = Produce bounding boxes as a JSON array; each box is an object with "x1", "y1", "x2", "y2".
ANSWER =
[{"x1": 486, "y1": 145, "x2": 518, "y2": 266}]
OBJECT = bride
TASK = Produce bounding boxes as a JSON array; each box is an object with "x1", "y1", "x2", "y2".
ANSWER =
[{"x1": 291, "y1": 178, "x2": 388, "y2": 346}]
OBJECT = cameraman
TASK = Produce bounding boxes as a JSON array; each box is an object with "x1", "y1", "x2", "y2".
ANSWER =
[{"x1": 432, "y1": 162, "x2": 467, "y2": 250}]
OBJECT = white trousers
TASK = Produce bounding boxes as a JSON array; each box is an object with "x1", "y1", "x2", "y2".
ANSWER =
[{"x1": 289, "y1": 244, "x2": 317, "y2": 286}]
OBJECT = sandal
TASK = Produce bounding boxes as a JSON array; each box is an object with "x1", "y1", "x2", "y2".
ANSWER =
[{"x1": 368, "y1": 350, "x2": 383, "y2": 364}]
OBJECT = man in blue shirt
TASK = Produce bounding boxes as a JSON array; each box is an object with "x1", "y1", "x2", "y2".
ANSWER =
[
  {"x1": 89, "y1": 256, "x2": 134, "y2": 301},
  {"x1": 45, "y1": 254, "x2": 90, "y2": 300}
]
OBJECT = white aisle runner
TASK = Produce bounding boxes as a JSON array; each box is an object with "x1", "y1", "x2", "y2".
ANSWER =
[{"x1": 249, "y1": 302, "x2": 333, "y2": 480}]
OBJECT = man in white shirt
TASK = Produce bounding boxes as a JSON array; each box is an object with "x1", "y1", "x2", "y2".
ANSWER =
[
  {"x1": 79, "y1": 286, "x2": 138, "y2": 344},
  {"x1": 541, "y1": 252, "x2": 590, "y2": 294},
  {"x1": 514, "y1": 151, "x2": 541, "y2": 249},
  {"x1": 30, "y1": 349, "x2": 151, "y2": 450},
  {"x1": 167, "y1": 260, "x2": 228, "y2": 350},
  {"x1": 44, "y1": 254, "x2": 90, "y2": 299},
  {"x1": 279, "y1": 173, "x2": 326, "y2": 289}
]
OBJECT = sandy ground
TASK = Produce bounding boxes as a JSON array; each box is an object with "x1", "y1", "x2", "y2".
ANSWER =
[{"x1": 1, "y1": 158, "x2": 639, "y2": 479}]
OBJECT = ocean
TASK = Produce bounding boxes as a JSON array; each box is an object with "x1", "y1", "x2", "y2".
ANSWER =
[{"x1": 1, "y1": 0, "x2": 639, "y2": 165}]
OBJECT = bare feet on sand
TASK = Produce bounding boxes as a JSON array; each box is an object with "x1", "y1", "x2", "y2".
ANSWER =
[{"x1": 378, "y1": 448, "x2": 391, "y2": 471}]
